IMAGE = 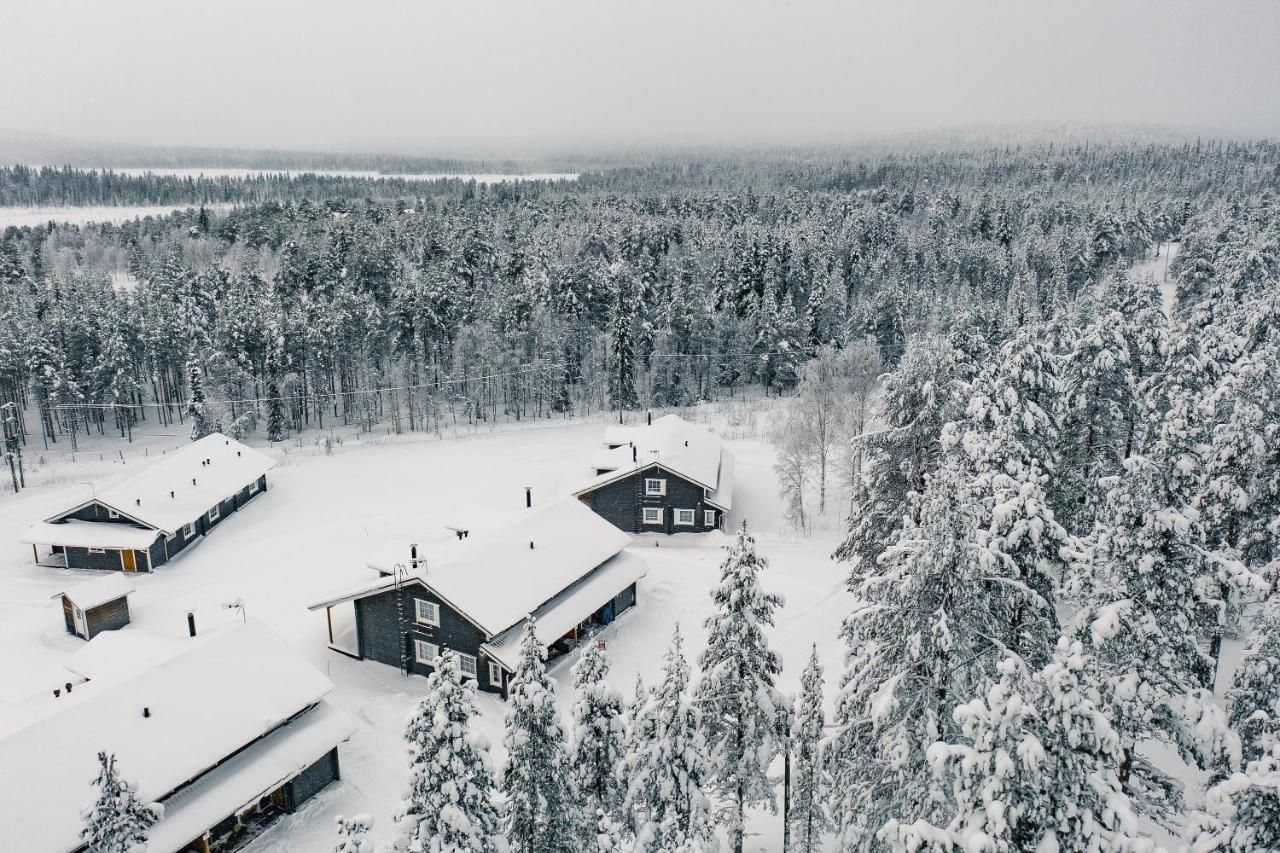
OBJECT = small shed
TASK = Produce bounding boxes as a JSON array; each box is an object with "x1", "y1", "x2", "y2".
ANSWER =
[{"x1": 56, "y1": 575, "x2": 134, "y2": 640}]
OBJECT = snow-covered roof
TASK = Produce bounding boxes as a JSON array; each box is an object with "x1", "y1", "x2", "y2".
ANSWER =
[
  {"x1": 310, "y1": 499, "x2": 631, "y2": 638},
  {"x1": 705, "y1": 448, "x2": 735, "y2": 511},
  {"x1": 146, "y1": 701, "x2": 354, "y2": 853},
  {"x1": 63, "y1": 630, "x2": 191, "y2": 683},
  {"x1": 57, "y1": 574, "x2": 134, "y2": 611},
  {"x1": 480, "y1": 549, "x2": 648, "y2": 671},
  {"x1": 574, "y1": 415, "x2": 730, "y2": 498},
  {"x1": 0, "y1": 622, "x2": 336, "y2": 853},
  {"x1": 43, "y1": 433, "x2": 275, "y2": 534},
  {"x1": 20, "y1": 519, "x2": 160, "y2": 550}
]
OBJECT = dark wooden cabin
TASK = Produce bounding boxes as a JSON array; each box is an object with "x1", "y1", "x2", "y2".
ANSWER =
[
  {"x1": 574, "y1": 414, "x2": 734, "y2": 534},
  {"x1": 56, "y1": 574, "x2": 134, "y2": 640},
  {"x1": 309, "y1": 500, "x2": 647, "y2": 699},
  {"x1": 20, "y1": 433, "x2": 274, "y2": 573}
]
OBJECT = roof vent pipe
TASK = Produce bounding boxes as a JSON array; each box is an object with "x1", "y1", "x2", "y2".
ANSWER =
[
  {"x1": 143, "y1": 707, "x2": 151, "y2": 718},
  {"x1": 136, "y1": 498, "x2": 141, "y2": 506},
  {"x1": 530, "y1": 540, "x2": 535, "y2": 550},
  {"x1": 632, "y1": 446, "x2": 637, "y2": 463},
  {"x1": 525, "y1": 487, "x2": 532, "y2": 508},
  {"x1": 53, "y1": 689, "x2": 60, "y2": 698},
  {"x1": 192, "y1": 478, "x2": 197, "y2": 486},
  {"x1": 410, "y1": 544, "x2": 418, "y2": 568},
  {"x1": 187, "y1": 612, "x2": 196, "y2": 637},
  {"x1": 65, "y1": 682, "x2": 72, "y2": 693},
  {"x1": 170, "y1": 491, "x2": 175, "y2": 499}
]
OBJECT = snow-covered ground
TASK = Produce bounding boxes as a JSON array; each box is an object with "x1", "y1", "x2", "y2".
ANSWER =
[
  {"x1": 0, "y1": 399, "x2": 847, "y2": 852},
  {"x1": 1132, "y1": 241, "x2": 1180, "y2": 317},
  {"x1": 99, "y1": 167, "x2": 580, "y2": 183},
  {"x1": 0, "y1": 204, "x2": 235, "y2": 229}
]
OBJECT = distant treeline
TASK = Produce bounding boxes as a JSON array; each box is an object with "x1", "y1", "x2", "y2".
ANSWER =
[{"x1": 0, "y1": 165, "x2": 577, "y2": 208}]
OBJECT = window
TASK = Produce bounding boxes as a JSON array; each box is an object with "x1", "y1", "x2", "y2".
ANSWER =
[
  {"x1": 107, "y1": 508, "x2": 119, "y2": 519},
  {"x1": 87, "y1": 547, "x2": 106, "y2": 554},
  {"x1": 704, "y1": 510, "x2": 717, "y2": 527},
  {"x1": 208, "y1": 505, "x2": 220, "y2": 522},
  {"x1": 248, "y1": 480, "x2": 259, "y2": 495},
  {"x1": 183, "y1": 522, "x2": 197, "y2": 538},
  {"x1": 675, "y1": 509, "x2": 695, "y2": 526},
  {"x1": 414, "y1": 599, "x2": 440, "y2": 626},
  {"x1": 414, "y1": 640, "x2": 440, "y2": 665},
  {"x1": 645, "y1": 478, "x2": 667, "y2": 496},
  {"x1": 488, "y1": 661, "x2": 504, "y2": 685},
  {"x1": 457, "y1": 653, "x2": 478, "y2": 679},
  {"x1": 643, "y1": 507, "x2": 663, "y2": 525}
]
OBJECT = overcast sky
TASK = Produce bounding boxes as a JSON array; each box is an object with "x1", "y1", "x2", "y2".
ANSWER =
[{"x1": 2, "y1": 0, "x2": 1277, "y2": 155}]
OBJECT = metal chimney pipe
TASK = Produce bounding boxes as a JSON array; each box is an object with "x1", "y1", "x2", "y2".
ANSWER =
[
  {"x1": 187, "y1": 612, "x2": 196, "y2": 637},
  {"x1": 647, "y1": 411, "x2": 652, "y2": 425},
  {"x1": 410, "y1": 544, "x2": 419, "y2": 568},
  {"x1": 525, "y1": 487, "x2": 532, "y2": 508}
]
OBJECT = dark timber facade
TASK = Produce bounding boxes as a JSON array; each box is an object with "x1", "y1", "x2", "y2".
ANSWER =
[
  {"x1": 61, "y1": 593, "x2": 131, "y2": 640},
  {"x1": 577, "y1": 464, "x2": 723, "y2": 534}
]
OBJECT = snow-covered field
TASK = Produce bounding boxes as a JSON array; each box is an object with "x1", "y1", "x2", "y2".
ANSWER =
[
  {"x1": 0, "y1": 204, "x2": 237, "y2": 229},
  {"x1": 0, "y1": 400, "x2": 848, "y2": 852},
  {"x1": 99, "y1": 168, "x2": 580, "y2": 183}
]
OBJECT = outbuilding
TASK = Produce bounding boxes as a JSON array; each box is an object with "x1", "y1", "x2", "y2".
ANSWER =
[{"x1": 55, "y1": 574, "x2": 134, "y2": 640}]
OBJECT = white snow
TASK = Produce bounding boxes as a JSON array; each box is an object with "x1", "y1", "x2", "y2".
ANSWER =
[
  {"x1": 313, "y1": 498, "x2": 633, "y2": 639},
  {"x1": 20, "y1": 519, "x2": 160, "y2": 550},
  {"x1": 56, "y1": 573, "x2": 134, "y2": 611},
  {"x1": 577, "y1": 414, "x2": 733, "y2": 507},
  {"x1": 0, "y1": 621, "x2": 347, "y2": 853},
  {"x1": 24, "y1": 432, "x2": 274, "y2": 538},
  {"x1": 0, "y1": 204, "x2": 236, "y2": 229},
  {"x1": 0, "y1": 400, "x2": 849, "y2": 853}
]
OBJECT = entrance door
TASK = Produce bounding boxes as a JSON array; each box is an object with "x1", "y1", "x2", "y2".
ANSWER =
[
  {"x1": 601, "y1": 602, "x2": 614, "y2": 625},
  {"x1": 72, "y1": 606, "x2": 87, "y2": 638},
  {"x1": 120, "y1": 550, "x2": 136, "y2": 572}
]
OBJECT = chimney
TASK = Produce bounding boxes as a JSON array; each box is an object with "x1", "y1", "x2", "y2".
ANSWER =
[
  {"x1": 525, "y1": 487, "x2": 532, "y2": 508},
  {"x1": 632, "y1": 446, "x2": 637, "y2": 463},
  {"x1": 187, "y1": 612, "x2": 196, "y2": 637},
  {"x1": 529, "y1": 540, "x2": 535, "y2": 550},
  {"x1": 647, "y1": 411, "x2": 652, "y2": 425},
  {"x1": 143, "y1": 707, "x2": 151, "y2": 718},
  {"x1": 410, "y1": 544, "x2": 419, "y2": 569}
]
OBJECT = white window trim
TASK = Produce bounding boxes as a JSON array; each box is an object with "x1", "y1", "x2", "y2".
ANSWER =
[
  {"x1": 87, "y1": 547, "x2": 106, "y2": 554},
  {"x1": 414, "y1": 640, "x2": 440, "y2": 665},
  {"x1": 248, "y1": 480, "x2": 259, "y2": 494},
  {"x1": 642, "y1": 507, "x2": 664, "y2": 525},
  {"x1": 488, "y1": 661, "x2": 504, "y2": 685},
  {"x1": 107, "y1": 508, "x2": 119, "y2": 519},
  {"x1": 645, "y1": 478, "x2": 667, "y2": 496},
  {"x1": 457, "y1": 653, "x2": 478, "y2": 679},
  {"x1": 675, "y1": 509, "x2": 695, "y2": 526},
  {"x1": 704, "y1": 509, "x2": 717, "y2": 527},
  {"x1": 414, "y1": 599, "x2": 440, "y2": 627},
  {"x1": 208, "y1": 505, "x2": 220, "y2": 522},
  {"x1": 183, "y1": 522, "x2": 197, "y2": 538}
]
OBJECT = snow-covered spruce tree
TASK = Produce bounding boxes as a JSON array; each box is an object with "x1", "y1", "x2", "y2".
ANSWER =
[
  {"x1": 833, "y1": 333, "x2": 962, "y2": 572},
  {"x1": 589, "y1": 809, "x2": 630, "y2": 853},
  {"x1": 694, "y1": 524, "x2": 785, "y2": 853},
  {"x1": 1221, "y1": 599, "x2": 1280, "y2": 770},
  {"x1": 1189, "y1": 743, "x2": 1280, "y2": 853},
  {"x1": 334, "y1": 813, "x2": 374, "y2": 853},
  {"x1": 608, "y1": 265, "x2": 639, "y2": 412},
  {"x1": 829, "y1": 423, "x2": 1055, "y2": 849},
  {"x1": 80, "y1": 751, "x2": 160, "y2": 853},
  {"x1": 1073, "y1": 444, "x2": 1219, "y2": 822},
  {"x1": 184, "y1": 349, "x2": 218, "y2": 440},
  {"x1": 502, "y1": 621, "x2": 576, "y2": 853},
  {"x1": 1055, "y1": 306, "x2": 1137, "y2": 535},
  {"x1": 393, "y1": 650, "x2": 500, "y2": 853},
  {"x1": 894, "y1": 640, "x2": 1144, "y2": 851},
  {"x1": 622, "y1": 626, "x2": 717, "y2": 852},
  {"x1": 788, "y1": 646, "x2": 830, "y2": 853},
  {"x1": 569, "y1": 641, "x2": 628, "y2": 827}
]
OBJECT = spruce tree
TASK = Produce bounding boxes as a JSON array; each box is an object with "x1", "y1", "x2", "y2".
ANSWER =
[
  {"x1": 622, "y1": 626, "x2": 716, "y2": 851},
  {"x1": 789, "y1": 646, "x2": 829, "y2": 853},
  {"x1": 394, "y1": 651, "x2": 499, "y2": 853},
  {"x1": 502, "y1": 621, "x2": 576, "y2": 853},
  {"x1": 184, "y1": 349, "x2": 217, "y2": 440},
  {"x1": 569, "y1": 641, "x2": 628, "y2": 826},
  {"x1": 80, "y1": 752, "x2": 160, "y2": 853},
  {"x1": 695, "y1": 523, "x2": 785, "y2": 853}
]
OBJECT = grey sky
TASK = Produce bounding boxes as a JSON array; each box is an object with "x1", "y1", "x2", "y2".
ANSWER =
[{"x1": 2, "y1": 0, "x2": 1277, "y2": 155}]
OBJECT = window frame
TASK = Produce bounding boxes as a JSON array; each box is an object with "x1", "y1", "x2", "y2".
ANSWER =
[
  {"x1": 248, "y1": 480, "x2": 259, "y2": 495},
  {"x1": 414, "y1": 598, "x2": 441, "y2": 627},
  {"x1": 675, "y1": 508, "x2": 695, "y2": 526},
  {"x1": 704, "y1": 509, "x2": 717, "y2": 527},
  {"x1": 457, "y1": 653, "x2": 479, "y2": 679},
  {"x1": 183, "y1": 522, "x2": 197, "y2": 538},
  {"x1": 208, "y1": 505, "x2": 220, "y2": 522},
  {"x1": 414, "y1": 639, "x2": 440, "y2": 665},
  {"x1": 642, "y1": 507, "x2": 664, "y2": 525},
  {"x1": 87, "y1": 547, "x2": 106, "y2": 555},
  {"x1": 107, "y1": 508, "x2": 120, "y2": 519},
  {"x1": 488, "y1": 660, "x2": 504, "y2": 685},
  {"x1": 644, "y1": 477, "x2": 667, "y2": 496}
]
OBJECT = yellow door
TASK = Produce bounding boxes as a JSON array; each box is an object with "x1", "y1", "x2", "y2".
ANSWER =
[{"x1": 121, "y1": 550, "x2": 136, "y2": 572}]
